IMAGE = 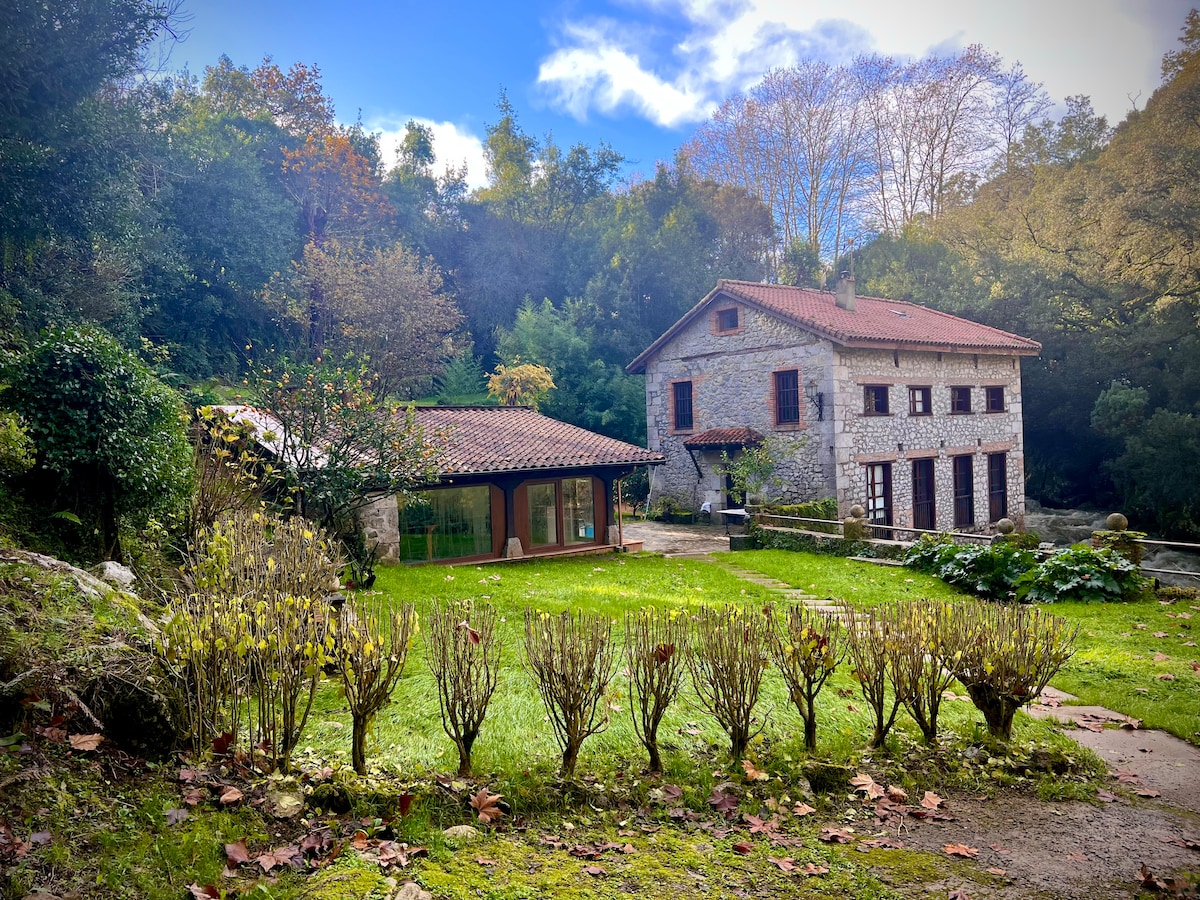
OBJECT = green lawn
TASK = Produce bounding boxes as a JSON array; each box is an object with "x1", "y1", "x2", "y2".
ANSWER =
[{"x1": 724, "y1": 549, "x2": 1200, "y2": 745}]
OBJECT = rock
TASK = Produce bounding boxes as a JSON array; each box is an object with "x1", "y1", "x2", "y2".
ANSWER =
[
  {"x1": 1105, "y1": 512, "x2": 1129, "y2": 531},
  {"x1": 309, "y1": 781, "x2": 352, "y2": 814},
  {"x1": 266, "y1": 776, "x2": 305, "y2": 819},
  {"x1": 995, "y1": 517, "x2": 1015, "y2": 534},
  {"x1": 442, "y1": 824, "x2": 481, "y2": 845},
  {"x1": 91, "y1": 560, "x2": 135, "y2": 589},
  {"x1": 801, "y1": 760, "x2": 853, "y2": 794},
  {"x1": 392, "y1": 883, "x2": 432, "y2": 900}
]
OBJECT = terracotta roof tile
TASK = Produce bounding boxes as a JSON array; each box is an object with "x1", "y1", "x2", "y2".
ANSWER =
[
  {"x1": 683, "y1": 427, "x2": 765, "y2": 448},
  {"x1": 627, "y1": 280, "x2": 1040, "y2": 373},
  {"x1": 415, "y1": 406, "x2": 662, "y2": 476},
  {"x1": 718, "y1": 280, "x2": 1041, "y2": 353}
]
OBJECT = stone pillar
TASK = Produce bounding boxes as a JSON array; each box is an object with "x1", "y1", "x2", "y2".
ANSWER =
[
  {"x1": 503, "y1": 537, "x2": 524, "y2": 559},
  {"x1": 1091, "y1": 512, "x2": 1145, "y2": 565},
  {"x1": 357, "y1": 493, "x2": 399, "y2": 563},
  {"x1": 842, "y1": 503, "x2": 868, "y2": 541}
]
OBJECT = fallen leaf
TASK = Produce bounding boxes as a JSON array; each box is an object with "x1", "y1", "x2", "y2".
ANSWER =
[
  {"x1": 652, "y1": 643, "x2": 675, "y2": 664},
  {"x1": 583, "y1": 865, "x2": 607, "y2": 876},
  {"x1": 920, "y1": 791, "x2": 944, "y2": 810},
  {"x1": 791, "y1": 802, "x2": 816, "y2": 817},
  {"x1": 1064, "y1": 851, "x2": 1088, "y2": 862},
  {"x1": 708, "y1": 787, "x2": 738, "y2": 816},
  {"x1": 885, "y1": 784, "x2": 908, "y2": 803},
  {"x1": 731, "y1": 841, "x2": 753, "y2": 855},
  {"x1": 68, "y1": 733, "x2": 104, "y2": 751},
  {"x1": 1096, "y1": 789, "x2": 1117, "y2": 803},
  {"x1": 1134, "y1": 788, "x2": 1162, "y2": 798},
  {"x1": 165, "y1": 808, "x2": 189, "y2": 826},
  {"x1": 850, "y1": 773, "x2": 884, "y2": 800},
  {"x1": 986, "y1": 867, "x2": 1007, "y2": 876},
  {"x1": 187, "y1": 884, "x2": 219, "y2": 899},
  {"x1": 476, "y1": 857, "x2": 497, "y2": 866},
  {"x1": 819, "y1": 827, "x2": 854, "y2": 843},
  {"x1": 768, "y1": 856, "x2": 795, "y2": 872},
  {"x1": 469, "y1": 787, "x2": 505, "y2": 825},
  {"x1": 455, "y1": 620, "x2": 482, "y2": 644},
  {"x1": 225, "y1": 841, "x2": 251, "y2": 866},
  {"x1": 1153, "y1": 652, "x2": 1171, "y2": 662},
  {"x1": 943, "y1": 843, "x2": 978, "y2": 859},
  {"x1": 948, "y1": 890, "x2": 973, "y2": 900},
  {"x1": 1156, "y1": 673, "x2": 1176, "y2": 681},
  {"x1": 741, "y1": 759, "x2": 768, "y2": 782},
  {"x1": 219, "y1": 786, "x2": 244, "y2": 805},
  {"x1": 1153, "y1": 631, "x2": 1169, "y2": 638},
  {"x1": 799, "y1": 862, "x2": 829, "y2": 876}
]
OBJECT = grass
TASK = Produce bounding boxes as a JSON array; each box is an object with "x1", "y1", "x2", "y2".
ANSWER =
[
  {"x1": 0, "y1": 549, "x2": 1137, "y2": 899},
  {"x1": 725, "y1": 549, "x2": 1200, "y2": 745}
]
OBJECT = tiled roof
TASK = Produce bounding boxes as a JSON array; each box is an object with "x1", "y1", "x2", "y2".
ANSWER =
[
  {"x1": 214, "y1": 404, "x2": 662, "y2": 478},
  {"x1": 414, "y1": 406, "x2": 662, "y2": 476},
  {"x1": 683, "y1": 427, "x2": 765, "y2": 449},
  {"x1": 627, "y1": 279, "x2": 1040, "y2": 372}
]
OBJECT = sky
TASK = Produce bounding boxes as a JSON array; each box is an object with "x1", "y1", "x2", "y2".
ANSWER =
[{"x1": 166, "y1": 0, "x2": 1194, "y2": 190}]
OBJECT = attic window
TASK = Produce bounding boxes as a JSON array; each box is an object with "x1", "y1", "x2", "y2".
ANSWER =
[{"x1": 716, "y1": 308, "x2": 739, "y2": 332}]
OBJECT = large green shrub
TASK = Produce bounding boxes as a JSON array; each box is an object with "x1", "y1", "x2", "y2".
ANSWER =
[
  {"x1": 7, "y1": 326, "x2": 192, "y2": 562},
  {"x1": 903, "y1": 536, "x2": 1035, "y2": 601},
  {"x1": 1016, "y1": 545, "x2": 1147, "y2": 603}
]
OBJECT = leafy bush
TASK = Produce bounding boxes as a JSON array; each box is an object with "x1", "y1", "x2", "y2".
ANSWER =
[
  {"x1": 765, "y1": 498, "x2": 839, "y2": 533},
  {"x1": 903, "y1": 536, "x2": 1035, "y2": 600},
  {"x1": 0, "y1": 412, "x2": 34, "y2": 477},
  {"x1": 424, "y1": 599, "x2": 502, "y2": 777},
  {"x1": 162, "y1": 511, "x2": 342, "y2": 769},
  {"x1": 688, "y1": 604, "x2": 769, "y2": 761},
  {"x1": 995, "y1": 531, "x2": 1042, "y2": 550},
  {"x1": 885, "y1": 601, "x2": 956, "y2": 745},
  {"x1": 766, "y1": 605, "x2": 841, "y2": 751},
  {"x1": 937, "y1": 543, "x2": 1037, "y2": 600},
  {"x1": 845, "y1": 607, "x2": 904, "y2": 748},
  {"x1": 624, "y1": 607, "x2": 689, "y2": 773},
  {"x1": 523, "y1": 609, "x2": 617, "y2": 778},
  {"x1": 337, "y1": 597, "x2": 417, "y2": 775},
  {"x1": 949, "y1": 601, "x2": 1078, "y2": 741},
  {"x1": 1016, "y1": 545, "x2": 1147, "y2": 603}
]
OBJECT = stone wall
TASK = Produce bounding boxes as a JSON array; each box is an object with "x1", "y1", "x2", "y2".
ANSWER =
[
  {"x1": 831, "y1": 348, "x2": 1027, "y2": 530},
  {"x1": 357, "y1": 492, "x2": 399, "y2": 562},
  {"x1": 644, "y1": 301, "x2": 836, "y2": 512}
]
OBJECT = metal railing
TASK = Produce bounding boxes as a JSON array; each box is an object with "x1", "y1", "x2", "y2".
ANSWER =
[{"x1": 753, "y1": 513, "x2": 994, "y2": 546}]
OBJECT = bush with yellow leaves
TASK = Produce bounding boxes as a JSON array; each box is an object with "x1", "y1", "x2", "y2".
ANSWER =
[
  {"x1": 766, "y1": 605, "x2": 842, "y2": 752},
  {"x1": 688, "y1": 604, "x2": 770, "y2": 762},
  {"x1": 625, "y1": 607, "x2": 689, "y2": 773}
]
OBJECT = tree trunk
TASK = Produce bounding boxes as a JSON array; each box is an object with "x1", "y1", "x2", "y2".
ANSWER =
[
  {"x1": 100, "y1": 484, "x2": 122, "y2": 564},
  {"x1": 456, "y1": 732, "x2": 476, "y2": 777},
  {"x1": 352, "y1": 718, "x2": 368, "y2": 775},
  {"x1": 561, "y1": 741, "x2": 579, "y2": 778},
  {"x1": 646, "y1": 741, "x2": 662, "y2": 775},
  {"x1": 803, "y1": 714, "x2": 817, "y2": 752}
]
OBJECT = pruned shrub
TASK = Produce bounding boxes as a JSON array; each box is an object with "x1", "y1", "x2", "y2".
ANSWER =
[
  {"x1": 336, "y1": 598, "x2": 417, "y2": 775},
  {"x1": 845, "y1": 607, "x2": 903, "y2": 748},
  {"x1": 523, "y1": 609, "x2": 618, "y2": 778},
  {"x1": 1015, "y1": 545, "x2": 1147, "y2": 603},
  {"x1": 687, "y1": 604, "x2": 769, "y2": 761},
  {"x1": 885, "y1": 601, "x2": 956, "y2": 745},
  {"x1": 766, "y1": 604, "x2": 841, "y2": 751},
  {"x1": 424, "y1": 599, "x2": 502, "y2": 776},
  {"x1": 624, "y1": 607, "x2": 689, "y2": 773},
  {"x1": 162, "y1": 511, "x2": 341, "y2": 768},
  {"x1": 950, "y1": 600, "x2": 1078, "y2": 741}
]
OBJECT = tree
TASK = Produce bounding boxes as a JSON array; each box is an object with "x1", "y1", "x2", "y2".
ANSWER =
[
  {"x1": 6, "y1": 326, "x2": 192, "y2": 562},
  {"x1": 248, "y1": 354, "x2": 442, "y2": 538},
  {"x1": 486, "y1": 361, "x2": 555, "y2": 410},
  {"x1": 275, "y1": 239, "x2": 461, "y2": 397}
]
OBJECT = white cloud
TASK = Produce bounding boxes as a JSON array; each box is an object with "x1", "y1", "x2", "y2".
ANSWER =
[
  {"x1": 536, "y1": 0, "x2": 1189, "y2": 130},
  {"x1": 372, "y1": 118, "x2": 490, "y2": 191}
]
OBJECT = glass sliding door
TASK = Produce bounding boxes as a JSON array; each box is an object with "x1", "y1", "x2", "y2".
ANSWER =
[
  {"x1": 398, "y1": 485, "x2": 493, "y2": 562},
  {"x1": 563, "y1": 478, "x2": 595, "y2": 545},
  {"x1": 527, "y1": 482, "x2": 559, "y2": 547}
]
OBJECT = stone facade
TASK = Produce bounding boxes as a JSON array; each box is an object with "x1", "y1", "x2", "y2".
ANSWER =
[
  {"x1": 357, "y1": 492, "x2": 399, "y2": 562},
  {"x1": 641, "y1": 298, "x2": 1029, "y2": 532}
]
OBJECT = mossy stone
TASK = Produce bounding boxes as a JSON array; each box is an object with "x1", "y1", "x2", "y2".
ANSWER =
[
  {"x1": 801, "y1": 760, "x2": 853, "y2": 794},
  {"x1": 309, "y1": 781, "x2": 352, "y2": 814}
]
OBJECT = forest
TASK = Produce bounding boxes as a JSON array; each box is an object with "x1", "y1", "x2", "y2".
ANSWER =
[{"x1": 2, "y1": 0, "x2": 1199, "y2": 549}]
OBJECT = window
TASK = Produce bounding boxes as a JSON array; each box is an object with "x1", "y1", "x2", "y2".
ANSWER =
[
  {"x1": 528, "y1": 482, "x2": 559, "y2": 547},
  {"x1": 398, "y1": 485, "x2": 493, "y2": 562},
  {"x1": 912, "y1": 458, "x2": 936, "y2": 531},
  {"x1": 909, "y1": 386, "x2": 931, "y2": 416},
  {"x1": 563, "y1": 478, "x2": 595, "y2": 545},
  {"x1": 863, "y1": 385, "x2": 890, "y2": 415},
  {"x1": 672, "y1": 381, "x2": 693, "y2": 430},
  {"x1": 988, "y1": 453, "x2": 1008, "y2": 522},
  {"x1": 950, "y1": 386, "x2": 972, "y2": 414},
  {"x1": 865, "y1": 463, "x2": 893, "y2": 529},
  {"x1": 716, "y1": 308, "x2": 739, "y2": 331},
  {"x1": 953, "y1": 456, "x2": 975, "y2": 527},
  {"x1": 774, "y1": 369, "x2": 800, "y2": 425},
  {"x1": 985, "y1": 386, "x2": 1005, "y2": 413}
]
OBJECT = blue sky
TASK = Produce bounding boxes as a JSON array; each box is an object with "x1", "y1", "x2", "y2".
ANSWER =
[{"x1": 168, "y1": 0, "x2": 1193, "y2": 190}]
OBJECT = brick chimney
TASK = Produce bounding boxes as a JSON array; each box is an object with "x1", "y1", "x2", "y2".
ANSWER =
[{"x1": 835, "y1": 271, "x2": 856, "y2": 311}]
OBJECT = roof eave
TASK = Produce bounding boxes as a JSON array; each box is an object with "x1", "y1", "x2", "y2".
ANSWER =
[{"x1": 625, "y1": 282, "x2": 730, "y2": 374}]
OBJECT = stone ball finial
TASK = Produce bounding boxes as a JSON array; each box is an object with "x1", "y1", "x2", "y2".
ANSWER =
[
  {"x1": 995, "y1": 517, "x2": 1015, "y2": 535},
  {"x1": 1105, "y1": 512, "x2": 1129, "y2": 532},
  {"x1": 848, "y1": 504, "x2": 865, "y2": 519}
]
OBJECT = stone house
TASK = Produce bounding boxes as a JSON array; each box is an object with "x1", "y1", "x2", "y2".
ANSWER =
[
  {"x1": 216, "y1": 404, "x2": 662, "y2": 564},
  {"x1": 626, "y1": 277, "x2": 1041, "y2": 532}
]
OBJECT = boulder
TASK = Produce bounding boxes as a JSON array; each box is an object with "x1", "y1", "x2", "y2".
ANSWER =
[{"x1": 91, "y1": 560, "x2": 136, "y2": 589}]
